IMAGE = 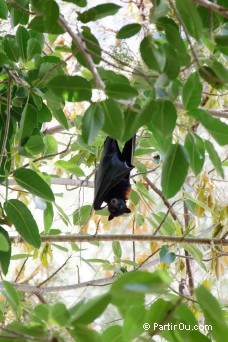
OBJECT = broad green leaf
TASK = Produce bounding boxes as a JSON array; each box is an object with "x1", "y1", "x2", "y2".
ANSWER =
[
  {"x1": 140, "y1": 36, "x2": 166, "y2": 71},
  {"x1": 149, "y1": 99, "x2": 177, "y2": 137},
  {"x1": 185, "y1": 132, "x2": 205, "y2": 176},
  {"x1": 188, "y1": 109, "x2": 228, "y2": 146},
  {"x1": 182, "y1": 72, "x2": 202, "y2": 109},
  {"x1": 164, "y1": 43, "x2": 180, "y2": 79},
  {"x1": 47, "y1": 75, "x2": 92, "y2": 102},
  {"x1": 101, "y1": 99, "x2": 125, "y2": 140},
  {"x1": 195, "y1": 286, "x2": 228, "y2": 341},
  {"x1": 145, "y1": 298, "x2": 173, "y2": 334},
  {"x1": 13, "y1": 168, "x2": 55, "y2": 202},
  {"x1": 50, "y1": 303, "x2": 69, "y2": 327},
  {"x1": 70, "y1": 325, "x2": 101, "y2": 341},
  {"x1": 112, "y1": 241, "x2": 122, "y2": 259},
  {"x1": 44, "y1": 202, "x2": 54, "y2": 234},
  {"x1": 205, "y1": 140, "x2": 224, "y2": 178},
  {"x1": 16, "y1": 25, "x2": 30, "y2": 61},
  {"x1": 29, "y1": 15, "x2": 64, "y2": 34},
  {"x1": 98, "y1": 68, "x2": 130, "y2": 86},
  {"x1": 161, "y1": 144, "x2": 189, "y2": 198},
  {"x1": 63, "y1": 0, "x2": 87, "y2": 6},
  {"x1": 105, "y1": 83, "x2": 138, "y2": 99},
  {"x1": 111, "y1": 271, "x2": 172, "y2": 300},
  {"x1": 55, "y1": 160, "x2": 85, "y2": 177},
  {"x1": 77, "y1": 3, "x2": 121, "y2": 23},
  {"x1": 74, "y1": 26, "x2": 101, "y2": 66},
  {"x1": 82, "y1": 103, "x2": 104, "y2": 145},
  {"x1": 4, "y1": 199, "x2": 41, "y2": 248},
  {"x1": 0, "y1": 227, "x2": 11, "y2": 275},
  {"x1": 27, "y1": 38, "x2": 42, "y2": 60},
  {"x1": 117, "y1": 23, "x2": 141, "y2": 39},
  {"x1": 159, "y1": 245, "x2": 176, "y2": 264},
  {"x1": 0, "y1": 232, "x2": 9, "y2": 252},
  {"x1": 44, "y1": 91, "x2": 69, "y2": 129},
  {"x1": 37, "y1": 103, "x2": 52, "y2": 123},
  {"x1": 0, "y1": 0, "x2": 8, "y2": 19},
  {"x1": 24, "y1": 135, "x2": 45, "y2": 155},
  {"x1": 182, "y1": 243, "x2": 207, "y2": 271},
  {"x1": 123, "y1": 99, "x2": 159, "y2": 141},
  {"x1": 70, "y1": 293, "x2": 111, "y2": 324},
  {"x1": 2, "y1": 281, "x2": 20, "y2": 316},
  {"x1": 156, "y1": 17, "x2": 190, "y2": 66},
  {"x1": 18, "y1": 103, "x2": 38, "y2": 146},
  {"x1": 73, "y1": 205, "x2": 92, "y2": 226},
  {"x1": 10, "y1": 0, "x2": 30, "y2": 27},
  {"x1": 3, "y1": 36, "x2": 20, "y2": 62},
  {"x1": 0, "y1": 52, "x2": 8, "y2": 65},
  {"x1": 43, "y1": 135, "x2": 58, "y2": 155},
  {"x1": 176, "y1": 0, "x2": 203, "y2": 40}
]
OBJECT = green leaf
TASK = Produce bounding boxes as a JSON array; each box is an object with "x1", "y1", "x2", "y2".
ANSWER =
[
  {"x1": 29, "y1": 15, "x2": 64, "y2": 34},
  {"x1": 185, "y1": 132, "x2": 205, "y2": 176},
  {"x1": 4, "y1": 199, "x2": 41, "y2": 248},
  {"x1": 74, "y1": 26, "x2": 101, "y2": 67},
  {"x1": 111, "y1": 271, "x2": 172, "y2": 300},
  {"x1": 182, "y1": 243, "x2": 207, "y2": 271},
  {"x1": 73, "y1": 205, "x2": 92, "y2": 226},
  {"x1": 43, "y1": 135, "x2": 58, "y2": 155},
  {"x1": 101, "y1": 99, "x2": 125, "y2": 140},
  {"x1": 18, "y1": 103, "x2": 38, "y2": 146},
  {"x1": 24, "y1": 135, "x2": 45, "y2": 155},
  {"x1": 205, "y1": 140, "x2": 224, "y2": 178},
  {"x1": 47, "y1": 75, "x2": 92, "y2": 102},
  {"x1": 70, "y1": 293, "x2": 111, "y2": 324},
  {"x1": 55, "y1": 160, "x2": 85, "y2": 177},
  {"x1": 0, "y1": 232, "x2": 9, "y2": 252},
  {"x1": 44, "y1": 91, "x2": 69, "y2": 129},
  {"x1": 0, "y1": 227, "x2": 11, "y2": 275},
  {"x1": 112, "y1": 241, "x2": 122, "y2": 259},
  {"x1": 43, "y1": 202, "x2": 54, "y2": 234},
  {"x1": 2, "y1": 281, "x2": 20, "y2": 316},
  {"x1": 27, "y1": 38, "x2": 42, "y2": 60},
  {"x1": 98, "y1": 68, "x2": 130, "y2": 86},
  {"x1": 63, "y1": 0, "x2": 87, "y2": 7},
  {"x1": 140, "y1": 36, "x2": 166, "y2": 71},
  {"x1": 149, "y1": 99, "x2": 177, "y2": 138},
  {"x1": 123, "y1": 99, "x2": 159, "y2": 141},
  {"x1": 0, "y1": 0, "x2": 8, "y2": 19},
  {"x1": 161, "y1": 144, "x2": 189, "y2": 198},
  {"x1": 50, "y1": 303, "x2": 69, "y2": 327},
  {"x1": 82, "y1": 103, "x2": 104, "y2": 145},
  {"x1": 10, "y1": 0, "x2": 29, "y2": 27},
  {"x1": 0, "y1": 52, "x2": 8, "y2": 65},
  {"x1": 105, "y1": 83, "x2": 138, "y2": 99},
  {"x1": 77, "y1": 3, "x2": 121, "y2": 23},
  {"x1": 13, "y1": 168, "x2": 55, "y2": 202},
  {"x1": 3, "y1": 36, "x2": 20, "y2": 62},
  {"x1": 182, "y1": 72, "x2": 203, "y2": 109},
  {"x1": 188, "y1": 109, "x2": 228, "y2": 146},
  {"x1": 159, "y1": 245, "x2": 176, "y2": 264},
  {"x1": 175, "y1": 0, "x2": 203, "y2": 40},
  {"x1": 195, "y1": 286, "x2": 228, "y2": 341},
  {"x1": 164, "y1": 43, "x2": 180, "y2": 80},
  {"x1": 156, "y1": 17, "x2": 190, "y2": 66},
  {"x1": 16, "y1": 25, "x2": 30, "y2": 61},
  {"x1": 117, "y1": 23, "x2": 141, "y2": 39}
]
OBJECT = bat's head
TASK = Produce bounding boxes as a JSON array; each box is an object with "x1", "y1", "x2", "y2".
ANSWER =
[{"x1": 108, "y1": 198, "x2": 131, "y2": 221}]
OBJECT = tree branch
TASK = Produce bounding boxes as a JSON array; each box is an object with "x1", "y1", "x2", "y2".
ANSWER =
[
  {"x1": 9, "y1": 234, "x2": 228, "y2": 246},
  {"x1": 58, "y1": 16, "x2": 105, "y2": 90},
  {"x1": 192, "y1": 0, "x2": 228, "y2": 18},
  {"x1": 7, "y1": 177, "x2": 94, "y2": 188},
  {"x1": 175, "y1": 101, "x2": 228, "y2": 119}
]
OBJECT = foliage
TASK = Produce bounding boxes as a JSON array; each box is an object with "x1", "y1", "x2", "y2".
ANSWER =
[{"x1": 0, "y1": 0, "x2": 227, "y2": 341}]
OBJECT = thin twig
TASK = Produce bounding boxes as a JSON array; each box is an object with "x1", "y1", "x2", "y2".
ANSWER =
[
  {"x1": 192, "y1": 0, "x2": 228, "y2": 18},
  {"x1": 38, "y1": 256, "x2": 71, "y2": 287}
]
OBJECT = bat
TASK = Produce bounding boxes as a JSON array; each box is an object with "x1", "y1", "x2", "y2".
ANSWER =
[{"x1": 93, "y1": 135, "x2": 135, "y2": 220}]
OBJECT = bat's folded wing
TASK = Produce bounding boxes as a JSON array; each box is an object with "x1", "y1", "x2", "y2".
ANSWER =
[{"x1": 93, "y1": 153, "x2": 134, "y2": 211}]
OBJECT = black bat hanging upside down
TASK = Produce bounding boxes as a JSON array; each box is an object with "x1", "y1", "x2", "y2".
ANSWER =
[{"x1": 93, "y1": 135, "x2": 136, "y2": 221}]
